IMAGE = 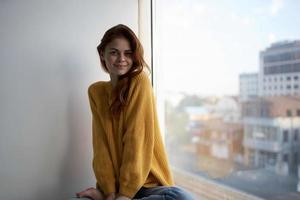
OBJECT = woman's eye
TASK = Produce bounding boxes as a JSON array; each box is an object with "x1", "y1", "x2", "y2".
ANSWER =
[
  {"x1": 125, "y1": 52, "x2": 133, "y2": 56},
  {"x1": 109, "y1": 51, "x2": 118, "y2": 55}
]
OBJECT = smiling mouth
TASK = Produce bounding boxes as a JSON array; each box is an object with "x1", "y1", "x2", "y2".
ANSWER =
[{"x1": 115, "y1": 65, "x2": 127, "y2": 68}]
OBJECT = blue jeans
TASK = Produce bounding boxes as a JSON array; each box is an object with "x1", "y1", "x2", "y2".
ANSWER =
[{"x1": 133, "y1": 186, "x2": 196, "y2": 200}]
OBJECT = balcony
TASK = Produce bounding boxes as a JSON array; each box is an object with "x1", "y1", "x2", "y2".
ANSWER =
[{"x1": 243, "y1": 138, "x2": 281, "y2": 152}]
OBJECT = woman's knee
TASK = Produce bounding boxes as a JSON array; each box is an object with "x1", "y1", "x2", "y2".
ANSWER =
[{"x1": 168, "y1": 186, "x2": 196, "y2": 200}]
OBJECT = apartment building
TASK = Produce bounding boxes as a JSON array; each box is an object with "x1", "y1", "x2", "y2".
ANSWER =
[{"x1": 242, "y1": 96, "x2": 300, "y2": 175}]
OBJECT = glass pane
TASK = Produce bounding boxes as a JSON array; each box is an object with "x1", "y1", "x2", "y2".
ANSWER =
[{"x1": 154, "y1": 0, "x2": 300, "y2": 199}]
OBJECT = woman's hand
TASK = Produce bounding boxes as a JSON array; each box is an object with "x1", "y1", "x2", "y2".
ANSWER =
[
  {"x1": 115, "y1": 195, "x2": 131, "y2": 200},
  {"x1": 105, "y1": 193, "x2": 116, "y2": 200},
  {"x1": 76, "y1": 187, "x2": 104, "y2": 200}
]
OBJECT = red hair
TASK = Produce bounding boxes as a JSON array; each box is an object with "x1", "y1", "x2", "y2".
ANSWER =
[{"x1": 97, "y1": 24, "x2": 149, "y2": 115}]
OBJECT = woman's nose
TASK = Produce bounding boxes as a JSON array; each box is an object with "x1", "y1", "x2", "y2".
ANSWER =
[{"x1": 119, "y1": 53, "x2": 126, "y2": 61}]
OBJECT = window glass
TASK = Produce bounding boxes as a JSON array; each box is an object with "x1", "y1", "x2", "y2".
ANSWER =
[
  {"x1": 295, "y1": 129, "x2": 299, "y2": 141},
  {"x1": 154, "y1": 0, "x2": 300, "y2": 199}
]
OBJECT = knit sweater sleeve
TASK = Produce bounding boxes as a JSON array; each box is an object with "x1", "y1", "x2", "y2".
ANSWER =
[
  {"x1": 118, "y1": 73, "x2": 155, "y2": 198},
  {"x1": 88, "y1": 84, "x2": 116, "y2": 195}
]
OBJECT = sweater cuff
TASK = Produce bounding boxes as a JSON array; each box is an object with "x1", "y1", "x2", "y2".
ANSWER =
[
  {"x1": 119, "y1": 185, "x2": 139, "y2": 199},
  {"x1": 96, "y1": 182, "x2": 116, "y2": 196}
]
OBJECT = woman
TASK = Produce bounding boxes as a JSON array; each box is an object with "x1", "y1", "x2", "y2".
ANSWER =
[{"x1": 76, "y1": 24, "x2": 195, "y2": 200}]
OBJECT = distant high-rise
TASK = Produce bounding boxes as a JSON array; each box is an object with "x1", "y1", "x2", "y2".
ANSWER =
[
  {"x1": 239, "y1": 73, "x2": 258, "y2": 102},
  {"x1": 259, "y1": 40, "x2": 300, "y2": 97}
]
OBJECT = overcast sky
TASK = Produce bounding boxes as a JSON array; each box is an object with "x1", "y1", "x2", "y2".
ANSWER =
[{"x1": 156, "y1": 0, "x2": 300, "y2": 96}]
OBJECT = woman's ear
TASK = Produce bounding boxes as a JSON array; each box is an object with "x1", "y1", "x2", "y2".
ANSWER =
[{"x1": 99, "y1": 51, "x2": 104, "y2": 60}]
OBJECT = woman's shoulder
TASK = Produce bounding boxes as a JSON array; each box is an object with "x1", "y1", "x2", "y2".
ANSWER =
[
  {"x1": 131, "y1": 71, "x2": 151, "y2": 88},
  {"x1": 88, "y1": 81, "x2": 109, "y2": 96}
]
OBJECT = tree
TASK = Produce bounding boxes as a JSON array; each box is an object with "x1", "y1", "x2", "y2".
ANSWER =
[{"x1": 176, "y1": 94, "x2": 203, "y2": 112}]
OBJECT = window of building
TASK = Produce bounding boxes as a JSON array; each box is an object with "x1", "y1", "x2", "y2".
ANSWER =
[
  {"x1": 287, "y1": 85, "x2": 291, "y2": 89},
  {"x1": 287, "y1": 76, "x2": 291, "y2": 81},
  {"x1": 294, "y1": 76, "x2": 299, "y2": 80},
  {"x1": 264, "y1": 64, "x2": 300, "y2": 75},
  {"x1": 296, "y1": 51, "x2": 300, "y2": 59},
  {"x1": 286, "y1": 109, "x2": 292, "y2": 117},
  {"x1": 295, "y1": 84, "x2": 299, "y2": 89},
  {"x1": 283, "y1": 130, "x2": 289, "y2": 142},
  {"x1": 283, "y1": 154, "x2": 289, "y2": 162},
  {"x1": 294, "y1": 129, "x2": 299, "y2": 141},
  {"x1": 297, "y1": 109, "x2": 300, "y2": 116},
  {"x1": 294, "y1": 152, "x2": 299, "y2": 165}
]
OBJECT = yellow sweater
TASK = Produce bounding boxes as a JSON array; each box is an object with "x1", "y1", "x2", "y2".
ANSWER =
[{"x1": 88, "y1": 71, "x2": 174, "y2": 198}]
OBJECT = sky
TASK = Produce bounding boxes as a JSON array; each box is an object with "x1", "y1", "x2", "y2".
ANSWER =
[{"x1": 155, "y1": 0, "x2": 300, "y2": 96}]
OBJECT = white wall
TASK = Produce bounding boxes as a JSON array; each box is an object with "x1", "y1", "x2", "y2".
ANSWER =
[{"x1": 0, "y1": 1, "x2": 138, "y2": 199}]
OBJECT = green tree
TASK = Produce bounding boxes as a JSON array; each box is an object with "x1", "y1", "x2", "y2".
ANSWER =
[
  {"x1": 165, "y1": 100, "x2": 189, "y2": 144},
  {"x1": 176, "y1": 94, "x2": 203, "y2": 112}
]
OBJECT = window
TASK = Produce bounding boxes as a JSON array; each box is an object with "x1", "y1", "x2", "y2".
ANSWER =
[
  {"x1": 287, "y1": 85, "x2": 291, "y2": 89},
  {"x1": 283, "y1": 154, "x2": 289, "y2": 163},
  {"x1": 264, "y1": 64, "x2": 300, "y2": 75},
  {"x1": 154, "y1": 0, "x2": 300, "y2": 199},
  {"x1": 286, "y1": 109, "x2": 292, "y2": 117},
  {"x1": 297, "y1": 109, "x2": 300, "y2": 116},
  {"x1": 283, "y1": 130, "x2": 289, "y2": 142},
  {"x1": 294, "y1": 129, "x2": 299, "y2": 141},
  {"x1": 264, "y1": 52, "x2": 300, "y2": 63},
  {"x1": 294, "y1": 152, "x2": 299, "y2": 165}
]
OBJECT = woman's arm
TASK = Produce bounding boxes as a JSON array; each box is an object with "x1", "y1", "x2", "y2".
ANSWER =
[
  {"x1": 118, "y1": 73, "x2": 155, "y2": 198},
  {"x1": 88, "y1": 84, "x2": 117, "y2": 196}
]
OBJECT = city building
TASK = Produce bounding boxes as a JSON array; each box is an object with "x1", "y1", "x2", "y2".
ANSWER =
[
  {"x1": 242, "y1": 96, "x2": 300, "y2": 175},
  {"x1": 239, "y1": 73, "x2": 259, "y2": 102},
  {"x1": 215, "y1": 96, "x2": 241, "y2": 122},
  {"x1": 186, "y1": 102, "x2": 244, "y2": 163},
  {"x1": 188, "y1": 117, "x2": 244, "y2": 177},
  {"x1": 199, "y1": 119, "x2": 243, "y2": 160},
  {"x1": 259, "y1": 40, "x2": 300, "y2": 97}
]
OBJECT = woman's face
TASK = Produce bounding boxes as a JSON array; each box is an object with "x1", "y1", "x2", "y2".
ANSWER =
[{"x1": 101, "y1": 37, "x2": 133, "y2": 78}]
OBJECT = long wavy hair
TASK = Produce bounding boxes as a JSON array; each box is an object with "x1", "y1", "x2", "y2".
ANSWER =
[{"x1": 97, "y1": 24, "x2": 149, "y2": 115}]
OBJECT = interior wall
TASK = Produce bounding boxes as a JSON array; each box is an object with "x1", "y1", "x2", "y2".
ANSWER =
[{"x1": 0, "y1": 1, "x2": 138, "y2": 199}]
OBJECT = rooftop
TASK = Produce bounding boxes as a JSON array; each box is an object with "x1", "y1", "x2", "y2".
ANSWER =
[{"x1": 265, "y1": 40, "x2": 300, "y2": 51}]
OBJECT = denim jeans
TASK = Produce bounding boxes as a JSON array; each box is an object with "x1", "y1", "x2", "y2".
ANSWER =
[{"x1": 133, "y1": 186, "x2": 196, "y2": 200}]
